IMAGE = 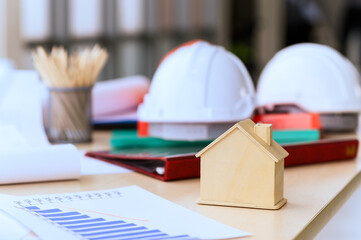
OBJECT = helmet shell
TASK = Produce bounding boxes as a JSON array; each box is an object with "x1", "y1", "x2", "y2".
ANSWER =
[
  {"x1": 257, "y1": 43, "x2": 361, "y2": 113},
  {"x1": 138, "y1": 40, "x2": 255, "y2": 123}
]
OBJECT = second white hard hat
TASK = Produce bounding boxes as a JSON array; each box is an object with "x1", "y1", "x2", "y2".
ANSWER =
[{"x1": 257, "y1": 43, "x2": 361, "y2": 113}]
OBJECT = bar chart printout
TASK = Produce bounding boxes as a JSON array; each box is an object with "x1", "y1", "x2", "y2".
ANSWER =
[{"x1": 0, "y1": 186, "x2": 250, "y2": 240}]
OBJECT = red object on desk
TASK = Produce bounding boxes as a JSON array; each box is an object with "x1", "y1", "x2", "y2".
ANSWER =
[
  {"x1": 283, "y1": 138, "x2": 359, "y2": 167},
  {"x1": 253, "y1": 113, "x2": 321, "y2": 130},
  {"x1": 86, "y1": 149, "x2": 200, "y2": 181},
  {"x1": 137, "y1": 121, "x2": 149, "y2": 137},
  {"x1": 86, "y1": 138, "x2": 358, "y2": 181}
]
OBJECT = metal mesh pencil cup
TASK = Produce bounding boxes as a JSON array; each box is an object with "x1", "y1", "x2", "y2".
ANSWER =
[{"x1": 46, "y1": 86, "x2": 93, "y2": 143}]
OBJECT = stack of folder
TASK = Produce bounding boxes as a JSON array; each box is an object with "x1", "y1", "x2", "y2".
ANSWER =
[
  {"x1": 253, "y1": 112, "x2": 321, "y2": 144},
  {"x1": 86, "y1": 129, "x2": 359, "y2": 181}
]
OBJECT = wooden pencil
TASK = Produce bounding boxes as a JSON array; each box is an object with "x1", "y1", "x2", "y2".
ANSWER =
[{"x1": 32, "y1": 45, "x2": 108, "y2": 88}]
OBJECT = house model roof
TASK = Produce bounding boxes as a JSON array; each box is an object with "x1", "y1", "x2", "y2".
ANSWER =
[{"x1": 196, "y1": 119, "x2": 289, "y2": 162}]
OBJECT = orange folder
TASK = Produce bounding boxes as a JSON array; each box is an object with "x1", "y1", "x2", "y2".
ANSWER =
[{"x1": 253, "y1": 113, "x2": 321, "y2": 130}]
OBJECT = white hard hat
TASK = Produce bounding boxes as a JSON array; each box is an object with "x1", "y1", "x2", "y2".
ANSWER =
[
  {"x1": 257, "y1": 43, "x2": 361, "y2": 113},
  {"x1": 138, "y1": 40, "x2": 255, "y2": 123}
]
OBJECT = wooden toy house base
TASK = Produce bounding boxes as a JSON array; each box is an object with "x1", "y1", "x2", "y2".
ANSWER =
[{"x1": 197, "y1": 198, "x2": 287, "y2": 210}]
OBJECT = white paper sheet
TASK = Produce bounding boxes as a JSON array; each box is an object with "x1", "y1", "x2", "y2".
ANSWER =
[
  {"x1": 80, "y1": 153, "x2": 131, "y2": 175},
  {"x1": 0, "y1": 210, "x2": 40, "y2": 240},
  {"x1": 0, "y1": 186, "x2": 250, "y2": 240},
  {"x1": 92, "y1": 75, "x2": 150, "y2": 117},
  {"x1": 0, "y1": 144, "x2": 80, "y2": 184},
  {"x1": 0, "y1": 70, "x2": 50, "y2": 147},
  {"x1": 0, "y1": 70, "x2": 81, "y2": 184},
  {"x1": 0, "y1": 125, "x2": 30, "y2": 151}
]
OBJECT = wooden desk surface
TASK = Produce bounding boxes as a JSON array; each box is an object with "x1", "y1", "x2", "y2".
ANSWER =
[{"x1": 1, "y1": 131, "x2": 360, "y2": 240}]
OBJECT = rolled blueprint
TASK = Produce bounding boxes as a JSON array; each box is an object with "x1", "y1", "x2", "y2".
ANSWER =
[
  {"x1": 92, "y1": 75, "x2": 150, "y2": 117},
  {"x1": 0, "y1": 144, "x2": 80, "y2": 184},
  {"x1": 0, "y1": 70, "x2": 81, "y2": 184}
]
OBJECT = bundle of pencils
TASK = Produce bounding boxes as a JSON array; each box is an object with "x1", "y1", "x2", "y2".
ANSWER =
[
  {"x1": 32, "y1": 45, "x2": 108, "y2": 88},
  {"x1": 32, "y1": 45, "x2": 108, "y2": 143}
]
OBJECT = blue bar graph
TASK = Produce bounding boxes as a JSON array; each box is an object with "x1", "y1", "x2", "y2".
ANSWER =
[
  {"x1": 41, "y1": 211, "x2": 81, "y2": 217},
  {"x1": 66, "y1": 221, "x2": 128, "y2": 229},
  {"x1": 34, "y1": 208, "x2": 62, "y2": 214},
  {"x1": 25, "y1": 206, "x2": 196, "y2": 240},
  {"x1": 25, "y1": 206, "x2": 40, "y2": 210},
  {"x1": 49, "y1": 215, "x2": 90, "y2": 221},
  {"x1": 80, "y1": 227, "x2": 147, "y2": 237},
  {"x1": 58, "y1": 218, "x2": 106, "y2": 225},
  {"x1": 81, "y1": 226, "x2": 146, "y2": 237},
  {"x1": 88, "y1": 230, "x2": 161, "y2": 240},
  {"x1": 73, "y1": 224, "x2": 136, "y2": 232}
]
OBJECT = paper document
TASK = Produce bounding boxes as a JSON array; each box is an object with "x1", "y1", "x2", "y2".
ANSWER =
[
  {"x1": 80, "y1": 152, "x2": 131, "y2": 175},
  {"x1": 0, "y1": 210, "x2": 40, "y2": 240},
  {"x1": 0, "y1": 70, "x2": 49, "y2": 147},
  {"x1": 0, "y1": 186, "x2": 250, "y2": 240},
  {"x1": 0, "y1": 144, "x2": 80, "y2": 184},
  {"x1": 0, "y1": 70, "x2": 81, "y2": 184}
]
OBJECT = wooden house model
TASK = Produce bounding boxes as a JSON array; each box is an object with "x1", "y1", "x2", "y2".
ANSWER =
[{"x1": 196, "y1": 119, "x2": 289, "y2": 210}]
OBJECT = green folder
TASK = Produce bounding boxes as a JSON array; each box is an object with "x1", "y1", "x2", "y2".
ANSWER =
[
  {"x1": 272, "y1": 130, "x2": 320, "y2": 144},
  {"x1": 111, "y1": 129, "x2": 212, "y2": 149},
  {"x1": 111, "y1": 129, "x2": 320, "y2": 149}
]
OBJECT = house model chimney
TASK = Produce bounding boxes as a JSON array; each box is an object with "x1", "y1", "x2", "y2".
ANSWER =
[{"x1": 254, "y1": 123, "x2": 273, "y2": 146}]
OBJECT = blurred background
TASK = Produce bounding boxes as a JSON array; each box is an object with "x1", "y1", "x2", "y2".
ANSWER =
[
  {"x1": 1, "y1": 0, "x2": 361, "y2": 84},
  {"x1": 1, "y1": 0, "x2": 361, "y2": 239}
]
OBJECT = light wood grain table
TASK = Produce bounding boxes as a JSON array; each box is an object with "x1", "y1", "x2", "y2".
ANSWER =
[{"x1": 0, "y1": 131, "x2": 360, "y2": 240}]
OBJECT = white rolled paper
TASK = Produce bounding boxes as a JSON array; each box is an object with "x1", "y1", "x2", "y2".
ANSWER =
[
  {"x1": 92, "y1": 75, "x2": 150, "y2": 117},
  {"x1": 0, "y1": 144, "x2": 80, "y2": 184}
]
